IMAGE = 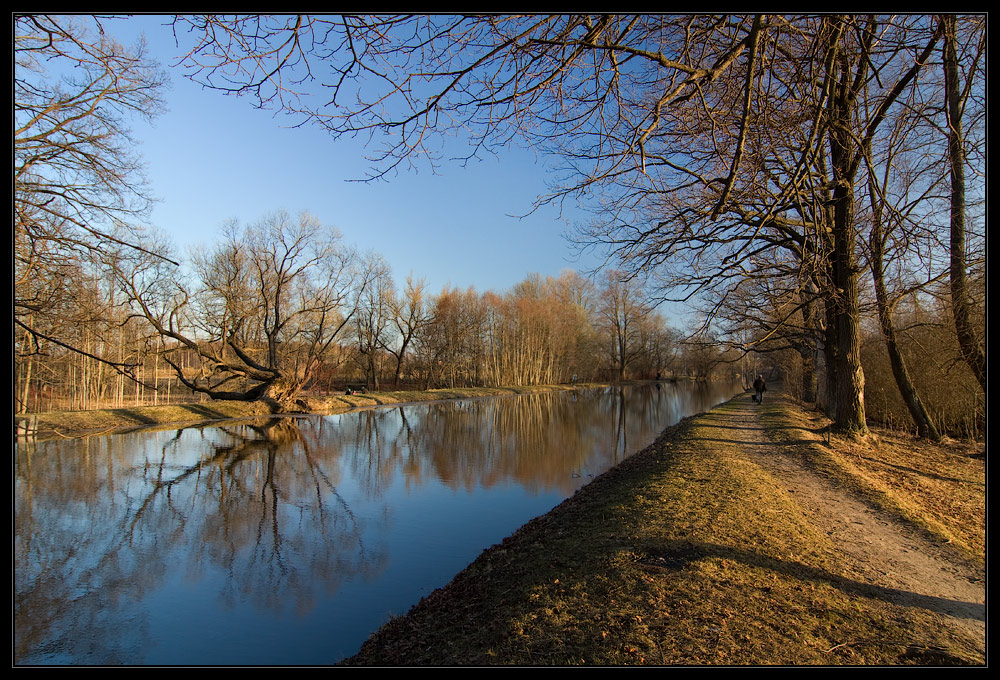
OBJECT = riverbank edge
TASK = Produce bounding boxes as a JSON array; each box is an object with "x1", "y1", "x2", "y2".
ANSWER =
[
  {"x1": 14, "y1": 381, "x2": 665, "y2": 442},
  {"x1": 340, "y1": 393, "x2": 984, "y2": 666}
]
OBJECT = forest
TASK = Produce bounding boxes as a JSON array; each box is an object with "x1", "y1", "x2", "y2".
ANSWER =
[{"x1": 14, "y1": 15, "x2": 985, "y2": 440}]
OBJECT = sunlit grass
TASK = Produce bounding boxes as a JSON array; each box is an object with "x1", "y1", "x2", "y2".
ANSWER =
[{"x1": 760, "y1": 396, "x2": 985, "y2": 564}]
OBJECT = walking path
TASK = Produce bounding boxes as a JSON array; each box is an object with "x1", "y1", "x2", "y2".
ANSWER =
[{"x1": 704, "y1": 396, "x2": 986, "y2": 658}]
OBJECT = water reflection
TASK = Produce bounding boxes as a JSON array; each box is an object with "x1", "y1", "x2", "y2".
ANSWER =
[
  {"x1": 15, "y1": 381, "x2": 738, "y2": 665},
  {"x1": 15, "y1": 417, "x2": 391, "y2": 664}
]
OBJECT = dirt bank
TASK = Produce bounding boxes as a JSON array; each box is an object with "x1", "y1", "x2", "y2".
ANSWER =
[{"x1": 342, "y1": 393, "x2": 985, "y2": 666}]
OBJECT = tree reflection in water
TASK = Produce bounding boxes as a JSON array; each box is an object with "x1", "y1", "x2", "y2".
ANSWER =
[
  {"x1": 15, "y1": 381, "x2": 739, "y2": 664},
  {"x1": 15, "y1": 416, "x2": 389, "y2": 664}
]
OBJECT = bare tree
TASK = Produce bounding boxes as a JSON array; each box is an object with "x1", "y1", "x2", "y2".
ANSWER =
[
  {"x1": 860, "y1": 91, "x2": 952, "y2": 440},
  {"x1": 384, "y1": 274, "x2": 432, "y2": 386},
  {"x1": 415, "y1": 286, "x2": 489, "y2": 389},
  {"x1": 353, "y1": 254, "x2": 394, "y2": 392},
  {"x1": 598, "y1": 271, "x2": 653, "y2": 381},
  {"x1": 117, "y1": 211, "x2": 370, "y2": 407},
  {"x1": 15, "y1": 15, "x2": 170, "y2": 371},
  {"x1": 866, "y1": 186, "x2": 941, "y2": 440},
  {"x1": 941, "y1": 14, "x2": 986, "y2": 393}
]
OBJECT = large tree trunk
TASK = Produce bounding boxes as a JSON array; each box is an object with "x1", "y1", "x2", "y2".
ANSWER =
[
  {"x1": 825, "y1": 19, "x2": 868, "y2": 436},
  {"x1": 829, "y1": 208, "x2": 867, "y2": 435}
]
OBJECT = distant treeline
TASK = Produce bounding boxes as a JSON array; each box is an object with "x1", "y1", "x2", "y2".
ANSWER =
[
  {"x1": 14, "y1": 214, "x2": 728, "y2": 415},
  {"x1": 15, "y1": 208, "x2": 982, "y2": 440}
]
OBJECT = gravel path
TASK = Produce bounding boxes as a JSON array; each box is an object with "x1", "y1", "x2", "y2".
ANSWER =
[{"x1": 712, "y1": 397, "x2": 986, "y2": 658}]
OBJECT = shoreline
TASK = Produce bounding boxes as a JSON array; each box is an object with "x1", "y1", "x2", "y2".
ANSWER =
[
  {"x1": 340, "y1": 393, "x2": 984, "y2": 666},
  {"x1": 15, "y1": 380, "x2": 691, "y2": 442},
  {"x1": 13, "y1": 389, "x2": 983, "y2": 665}
]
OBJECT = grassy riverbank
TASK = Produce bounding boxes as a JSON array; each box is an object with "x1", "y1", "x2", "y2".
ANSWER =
[
  {"x1": 342, "y1": 393, "x2": 985, "y2": 666},
  {"x1": 14, "y1": 382, "x2": 610, "y2": 441}
]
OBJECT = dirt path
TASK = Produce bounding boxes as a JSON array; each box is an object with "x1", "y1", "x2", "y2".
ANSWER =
[{"x1": 715, "y1": 397, "x2": 986, "y2": 657}]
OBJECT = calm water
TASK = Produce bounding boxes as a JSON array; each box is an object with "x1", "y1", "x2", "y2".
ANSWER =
[{"x1": 14, "y1": 381, "x2": 739, "y2": 665}]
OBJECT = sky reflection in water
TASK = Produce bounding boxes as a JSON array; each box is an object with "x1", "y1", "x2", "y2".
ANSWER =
[{"x1": 15, "y1": 382, "x2": 739, "y2": 665}]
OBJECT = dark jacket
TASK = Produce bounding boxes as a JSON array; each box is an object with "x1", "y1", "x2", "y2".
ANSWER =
[{"x1": 753, "y1": 377, "x2": 766, "y2": 393}]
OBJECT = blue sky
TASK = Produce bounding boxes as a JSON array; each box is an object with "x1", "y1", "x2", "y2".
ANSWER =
[
  {"x1": 118, "y1": 19, "x2": 592, "y2": 280},
  {"x1": 112, "y1": 15, "x2": 694, "y2": 329}
]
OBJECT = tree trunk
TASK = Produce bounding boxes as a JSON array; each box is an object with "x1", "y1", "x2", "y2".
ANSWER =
[
  {"x1": 828, "y1": 174, "x2": 867, "y2": 435},
  {"x1": 942, "y1": 14, "x2": 986, "y2": 393},
  {"x1": 825, "y1": 19, "x2": 868, "y2": 436},
  {"x1": 19, "y1": 352, "x2": 33, "y2": 415},
  {"x1": 18, "y1": 322, "x2": 34, "y2": 414},
  {"x1": 868, "y1": 189, "x2": 941, "y2": 440},
  {"x1": 798, "y1": 345, "x2": 817, "y2": 404},
  {"x1": 369, "y1": 354, "x2": 380, "y2": 392}
]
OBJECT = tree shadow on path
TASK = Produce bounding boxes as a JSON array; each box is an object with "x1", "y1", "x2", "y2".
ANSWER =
[{"x1": 640, "y1": 539, "x2": 984, "y2": 623}]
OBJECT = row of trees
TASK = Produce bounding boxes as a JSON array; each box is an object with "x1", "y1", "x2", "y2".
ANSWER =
[
  {"x1": 15, "y1": 15, "x2": 167, "y2": 410},
  {"x1": 363, "y1": 268, "x2": 684, "y2": 391},
  {"x1": 15, "y1": 15, "x2": 985, "y2": 441},
  {"x1": 17, "y1": 206, "x2": 725, "y2": 413}
]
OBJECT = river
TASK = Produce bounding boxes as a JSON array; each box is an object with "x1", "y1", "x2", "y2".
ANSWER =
[{"x1": 14, "y1": 380, "x2": 740, "y2": 665}]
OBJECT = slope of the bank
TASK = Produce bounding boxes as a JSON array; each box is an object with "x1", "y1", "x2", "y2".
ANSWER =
[{"x1": 342, "y1": 394, "x2": 985, "y2": 666}]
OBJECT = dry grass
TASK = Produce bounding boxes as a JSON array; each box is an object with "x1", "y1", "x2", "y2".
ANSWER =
[
  {"x1": 15, "y1": 401, "x2": 274, "y2": 440},
  {"x1": 343, "y1": 396, "x2": 985, "y2": 666},
  {"x1": 761, "y1": 398, "x2": 985, "y2": 564}
]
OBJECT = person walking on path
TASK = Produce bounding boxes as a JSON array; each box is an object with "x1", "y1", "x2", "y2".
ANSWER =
[{"x1": 753, "y1": 375, "x2": 766, "y2": 403}]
